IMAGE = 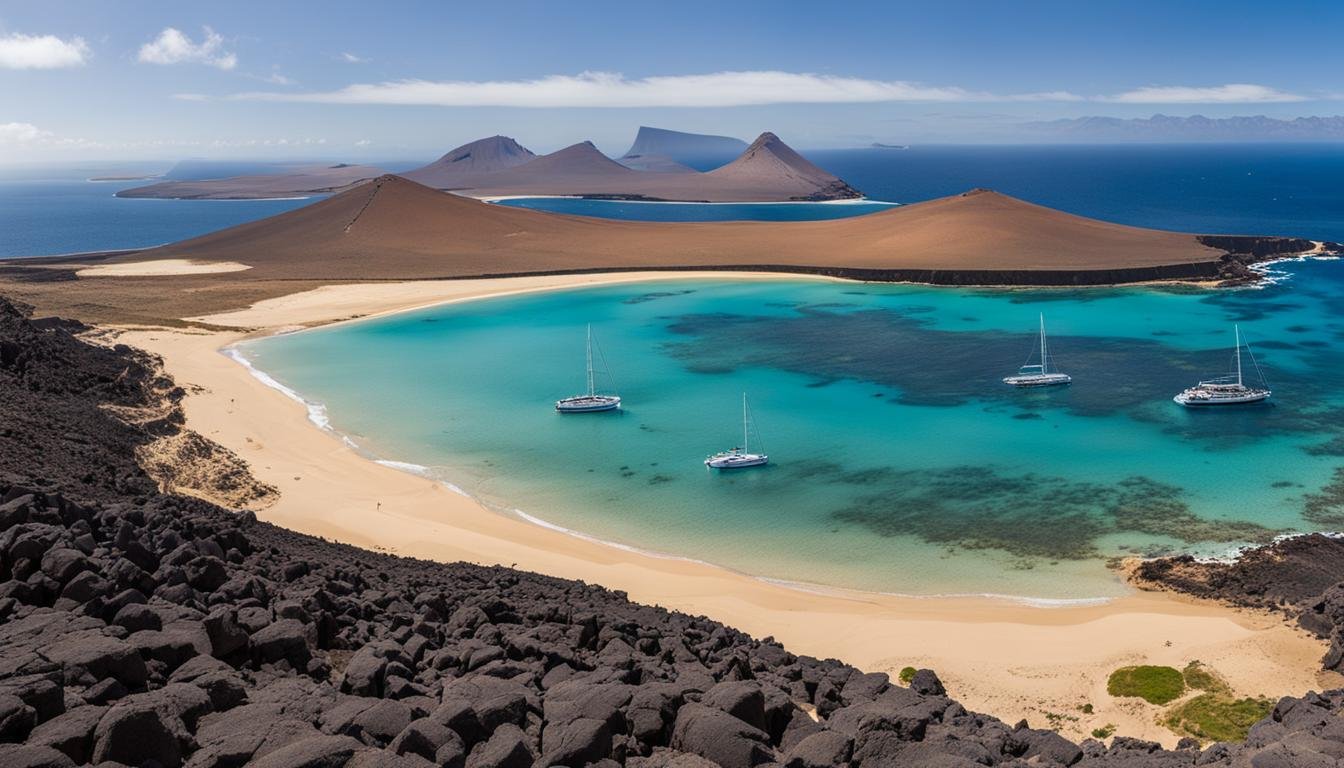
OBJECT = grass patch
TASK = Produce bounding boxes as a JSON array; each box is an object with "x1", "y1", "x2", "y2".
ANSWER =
[
  {"x1": 1181, "y1": 661, "x2": 1229, "y2": 694},
  {"x1": 1079, "y1": 703, "x2": 1094, "y2": 715},
  {"x1": 1164, "y1": 694, "x2": 1273, "y2": 743},
  {"x1": 1091, "y1": 724, "x2": 1116, "y2": 739},
  {"x1": 898, "y1": 667, "x2": 917, "y2": 685},
  {"x1": 1107, "y1": 665, "x2": 1185, "y2": 705}
]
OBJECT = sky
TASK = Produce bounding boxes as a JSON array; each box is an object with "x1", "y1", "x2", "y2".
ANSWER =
[{"x1": 3, "y1": 0, "x2": 1344, "y2": 164}]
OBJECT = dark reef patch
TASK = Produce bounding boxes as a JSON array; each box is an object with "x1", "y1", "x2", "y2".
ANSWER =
[
  {"x1": 1303, "y1": 468, "x2": 1344, "y2": 527},
  {"x1": 799, "y1": 462, "x2": 1282, "y2": 561}
]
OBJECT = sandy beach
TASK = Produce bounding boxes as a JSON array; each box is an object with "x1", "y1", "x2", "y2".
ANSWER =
[{"x1": 105, "y1": 270, "x2": 1339, "y2": 747}]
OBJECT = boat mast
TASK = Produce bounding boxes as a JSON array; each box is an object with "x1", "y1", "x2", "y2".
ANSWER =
[
  {"x1": 1039, "y1": 313, "x2": 1048, "y2": 374},
  {"x1": 1234, "y1": 324, "x2": 1243, "y2": 387},
  {"x1": 586, "y1": 325, "x2": 595, "y2": 396},
  {"x1": 742, "y1": 393, "x2": 749, "y2": 452}
]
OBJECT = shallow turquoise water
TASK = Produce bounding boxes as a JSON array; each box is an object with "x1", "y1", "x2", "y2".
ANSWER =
[{"x1": 242, "y1": 260, "x2": 1344, "y2": 600}]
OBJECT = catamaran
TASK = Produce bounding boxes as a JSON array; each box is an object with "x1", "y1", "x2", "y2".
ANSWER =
[
  {"x1": 1174, "y1": 325, "x2": 1271, "y2": 407},
  {"x1": 555, "y1": 325, "x2": 621, "y2": 413},
  {"x1": 1003, "y1": 313, "x2": 1072, "y2": 387},
  {"x1": 705, "y1": 393, "x2": 768, "y2": 469}
]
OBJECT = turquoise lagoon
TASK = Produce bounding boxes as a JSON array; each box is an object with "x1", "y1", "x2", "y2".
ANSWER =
[{"x1": 240, "y1": 259, "x2": 1344, "y2": 601}]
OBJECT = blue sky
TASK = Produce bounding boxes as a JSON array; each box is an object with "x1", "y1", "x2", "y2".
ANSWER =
[{"x1": 3, "y1": 0, "x2": 1343, "y2": 162}]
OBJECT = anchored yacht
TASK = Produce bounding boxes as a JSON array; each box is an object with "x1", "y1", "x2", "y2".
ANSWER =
[
  {"x1": 1174, "y1": 325, "x2": 1271, "y2": 407},
  {"x1": 555, "y1": 325, "x2": 621, "y2": 413},
  {"x1": 1003, "y1": 313, "x2": 1072, "y2": 387},
  {"x1": 705, "y1": 394, "x2": 768, "y2": 469}
]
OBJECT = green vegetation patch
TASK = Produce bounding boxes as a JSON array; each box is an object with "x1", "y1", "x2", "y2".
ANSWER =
[
  {"x1": 898, "y1": 666, "x2": 917, "y2": 684},
  {"x1": 1091, "y1": 724, "x2": 1116, "y2": 739},
  {"x1": 1106, "y1": 665, "x2": 1185, "y2": 705},
  {"x1": 1181, "y1": 661, "x2": 1229, "y2": 694},
  {"x1": 1164, "y1": 694, "x2": 1273, "y2": 743}
]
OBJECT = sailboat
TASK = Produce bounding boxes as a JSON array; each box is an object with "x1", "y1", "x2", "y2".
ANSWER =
[
  {"x1": 1003, "y1": 313, "x2": 1072, "y2": 387},
  {"x1": 555, "y1": 325, "x2": 621, "y2": 413},
  {"x1": 1174, "y1": 325, "x2": 1271, "y2": 407},
  {"x1": 705, "y1": 393, "x2": 769, "y2": 469}
]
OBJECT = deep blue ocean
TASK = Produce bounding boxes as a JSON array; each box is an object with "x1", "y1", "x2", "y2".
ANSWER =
[{"x1": 4, "y1": 145, "x2": 1344, "y2": 257}]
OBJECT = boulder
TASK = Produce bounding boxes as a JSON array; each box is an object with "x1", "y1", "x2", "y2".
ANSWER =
[
  {"x1": 248, "y1": 734, "x2": 365, "y2": 768},
  {"x1": 90, "y1": 701, "x2": 188, "y2": 768},
  {"x1": 703, "y1": 680, "x2": 767, "y2": 731},
  {"x1": 25, "y1": 705, "x2": 105, "y2": 764},
  {"x1": 464, "y1": 723, "x2": 534, "y2": 768},
  {"x1": 783, "y1": 730, "x2": 853, "y2": 768},
  {"x1": 251, "y1": 618, "x2": 311, "y2": 667},
  {"x1": 670, "y1": 702, "x2": 773, "y2": 768}
]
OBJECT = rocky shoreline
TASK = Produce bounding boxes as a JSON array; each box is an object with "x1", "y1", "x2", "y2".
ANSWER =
[
  {"x1": 3, "y1": 296, "x2": 1344, "y2": 766},
  {"x1": 1133, "y1": 533, "x2": 1344, "y2": 676}
]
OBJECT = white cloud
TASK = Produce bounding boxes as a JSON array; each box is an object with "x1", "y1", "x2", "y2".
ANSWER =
[
  {"x1": 0, "y1": 32, "x2": 89, "y2": 69},
  {"x1": 172, "y1": 93, "x2": 210, "y2": 101},
  {"x1": 232, "y1": 70, "x2": 1085, "y2": 107},
  {"x1": 1103, "y1": 84, "x2": 1305, "y2": 104},
  {"x1": 354, "y1": 138, "x2": 372, "y2": 146},
  {"x1": 250, "y1": 71, "x2": 295, "y2": 85},
  {"x1": 138, "y1": 27, "x2": 237, "y2": 70},
  {"x1": 340, "y1": 52, "x2": 367, "y2": 64},
  {"x1": 0, "y1": 122, "x2": 51, "y2": 143}
]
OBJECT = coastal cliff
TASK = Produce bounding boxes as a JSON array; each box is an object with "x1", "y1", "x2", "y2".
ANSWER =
[{"x1": 4, "y1": 300, "x2": 1344, "y2": 765}]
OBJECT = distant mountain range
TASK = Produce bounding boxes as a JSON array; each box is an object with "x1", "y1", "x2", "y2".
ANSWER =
[
  {"x1": 1022, "y1": 114, "x2": 1344, "y2": 142},
  {"x1": 118, "y1": 128, "x2": 862, "y2": 202}
]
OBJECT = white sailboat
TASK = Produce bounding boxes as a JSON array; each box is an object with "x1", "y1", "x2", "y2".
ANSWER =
[
  {"x1": 555, "y1": 325, "x2": 621, "y2": 413},
  {"x1": 1174, "y1": 325, "x2": 1271, "y2": 407},
  {"x1": 705, "y1": 393, "x2": 769, "y2": 469},
  {"x1": 1003, "y1": 313, "x2": 1072, "y2": 387}
]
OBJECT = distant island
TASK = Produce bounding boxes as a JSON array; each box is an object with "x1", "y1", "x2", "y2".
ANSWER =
[
  {"x1": 115, "y1": 162, "x2": 385, "y2": 200},
  {"x1": 1023, "y1": 113, "x2": 1344, "y2": 142},
  {"x1": 871, "y1": 142, "x2": 910, "y2": 149},
  {"x1": 114, "y1": 127, "x2": 863, "y2": 203},
  {"x1": 88, "y1": 174, "x2": 162, "y2": 182}
]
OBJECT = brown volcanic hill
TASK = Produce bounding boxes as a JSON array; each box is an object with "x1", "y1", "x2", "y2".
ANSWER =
[
  {"x1": 706, "y1": 132, "x2": 861, "y2": 200},
  {"x1": 115, "y1": 163, "x2": 386, "y2": 200},
  {"x1": 399, "y1": 135, "x2": 536, "y2": 189},
  {"x1": 457, "y1": 133, "x2": 862, "y2": 201},
  {"x1": 127, "y1": 176, "x2": 1233, "y2": 284}
]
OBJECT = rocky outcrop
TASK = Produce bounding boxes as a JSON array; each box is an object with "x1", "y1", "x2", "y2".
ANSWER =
[
  {"x1": 1134, "y1": 534, "x2": 1344, "y2": 677},
  {"x1": 5, "y1": 297, "x2": 1344, "y2": 765}
]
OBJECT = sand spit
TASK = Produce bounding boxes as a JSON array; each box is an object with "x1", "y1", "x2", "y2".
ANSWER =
[{"x1": 76, "y1": 259, "x2": 252, "y2": 277}]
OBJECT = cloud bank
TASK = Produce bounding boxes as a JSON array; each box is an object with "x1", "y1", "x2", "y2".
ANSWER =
[
  {"x1": 1103, "y1": 83, "x2": 1305, "y2": 104},
  {"x1": 229, "y1": 70, "x2": 1317, "y2": 108},
  {"x1": 138, "y1": 27, "x2": 237, "y2": 70},
  {"x1": 0, "y1": 32, "x2": 89, "y2": 69},
  {"x1": 233, "y1": 70, "x2": 1085, "y2": 107}
]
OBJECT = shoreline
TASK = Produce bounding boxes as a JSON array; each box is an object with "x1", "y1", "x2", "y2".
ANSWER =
[{"x1": 111, "y1": 270, "x2": 1341, "y2": 746}]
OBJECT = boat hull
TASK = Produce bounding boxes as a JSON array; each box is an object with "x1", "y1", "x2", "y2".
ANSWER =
[
  {"x1": 1173, "y1": 391, "x2": 1270, "y2": 407},
  {"x1": 705, "y1": 454, "x2": 769, "y2": 469},
  {"x1": 1003, "y1": 373, "x2": 1072, "y2": 387},
  {"x1": 555, "y1": 395, "x2": 621, "y2": 413}
]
